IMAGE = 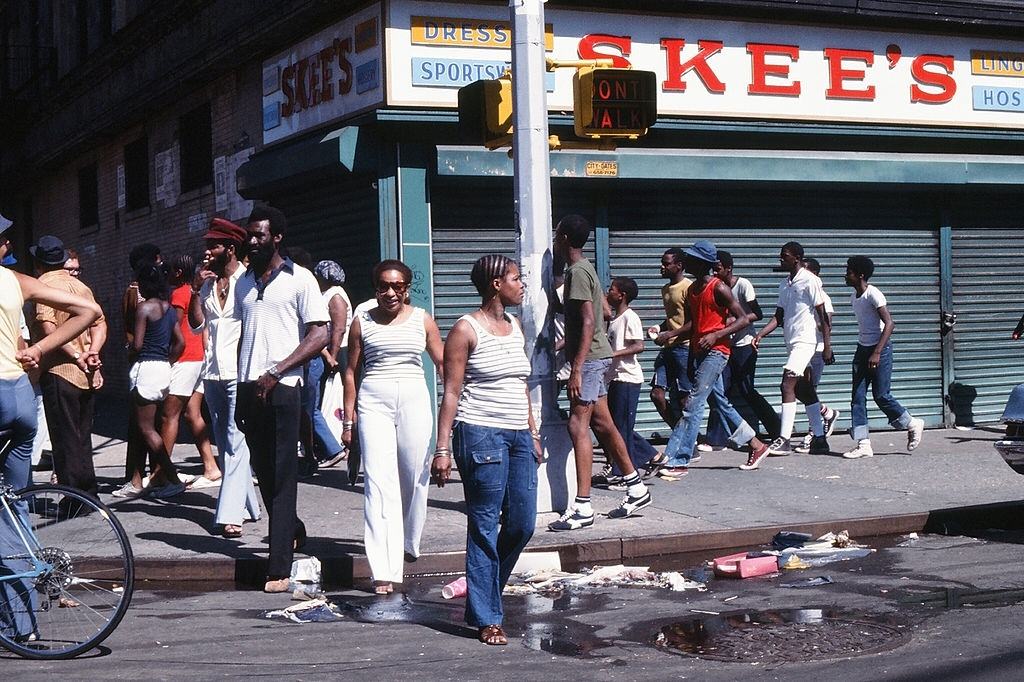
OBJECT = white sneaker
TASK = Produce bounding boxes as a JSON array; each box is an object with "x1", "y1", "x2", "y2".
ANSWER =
[
  {"x1": 907, "y1": 418, "x2": 925, "y2": 451},
  {"x1": 843, "y1": 441, "x2": 874, "y2": 459},
  {"x1": 696, "y1": 443, "x2": 713, "y2": 452},
  {"x1": 548, "y1": 507, "x2": 595, "y2": 531},
  {"x1": 111, "y1": 482, "x2": 145, "y2": 499}
]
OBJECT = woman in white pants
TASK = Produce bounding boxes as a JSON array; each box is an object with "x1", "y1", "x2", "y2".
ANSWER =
[{"x1": 342, "y1": 260, "x2": 443, "y2": 594}]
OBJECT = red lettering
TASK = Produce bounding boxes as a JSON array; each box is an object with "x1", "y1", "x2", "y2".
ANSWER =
[
  {"x1": 577, "y1": 33, "x2": 632, "y2": 68},
  {"x1": 295, "y1": 59, "x2": 309, "y2": 112},
  {"x1": 281, "y1": 64, "x2": 295, "y2": 117},
  {"x1": 336, "y1": 37, "x2": 353, "y2": 95},
  {"x1": 824, "y1": 48, "x2": 875, "y2": 100},
  {"x1": 319, "y1": 46, "x2": 335, "y2": 102},
  {"x1": 660, "y1": 39, "x2": 725, "y2": 93},
  {"x1": 910, "y1": 54, "x2": 956, "y2": 104},
  {"x1": 747, "y1": 43, "x2": 800, "y2": 96},
  {"x1": 307, "y1": 56, "x2": 320, "y2": 107}
]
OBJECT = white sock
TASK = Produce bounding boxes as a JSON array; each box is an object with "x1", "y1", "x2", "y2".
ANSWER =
[
  {"x1": 806, "y1": 402, "x2": 824, "y2": 437},
  {"x1": 575, "y1": 500, "x2": 593, "y2": 516},
  {"x1": 780, "y1": 402, "x2": 797, "y2": 439}
]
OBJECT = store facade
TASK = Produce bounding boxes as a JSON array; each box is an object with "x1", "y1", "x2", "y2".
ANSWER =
[{"x1": 239, "y1": 0, "x2": 1024, "y2": 433}]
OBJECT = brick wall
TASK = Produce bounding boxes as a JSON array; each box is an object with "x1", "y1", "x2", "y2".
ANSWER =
[{"x1": 29, "y1": 62, "x2": 264, "y2": 396}]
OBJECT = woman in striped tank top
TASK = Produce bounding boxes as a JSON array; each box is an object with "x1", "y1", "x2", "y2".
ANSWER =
[
  {"x1": 342, "y1": 260, "x2": 444, "y2": 595},
  {"x1": 434, "y1": 255, "x2": 540, "y2": 646}
]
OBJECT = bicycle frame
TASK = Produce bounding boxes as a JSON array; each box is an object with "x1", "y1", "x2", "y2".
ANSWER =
[{"x1": 0, "y1": 482, "x2": 49, "y2": 584}]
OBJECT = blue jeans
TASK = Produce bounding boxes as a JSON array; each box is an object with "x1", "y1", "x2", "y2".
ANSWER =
[
  {"x1": 665, "y1": 350, "x2": 755, "y2": 466},
  {"x1": 304, "y1": 356, "x2": 342, "y2": 460},
  {"x1": 453, "y1": 421, "x2": 536, "y2": 627},
  {"x1": 204, "y1": 379, "x2": 261, "y2": 527},
  {"x1": 707, "y1": 344, "x2": 780, "y2": 444},
  {"x1": 607, "y1": 381, "x2": 658, "y2": 475},
  {"x1": 0, "y1": 374, "x2": 38, "y2": 640},
  {"x1": 851, "y1": 343, "x2": 911, "y2": 441}
]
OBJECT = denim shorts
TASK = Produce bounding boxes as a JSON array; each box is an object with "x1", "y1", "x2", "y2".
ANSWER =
[{"x1": 577, "y1": 358, "x2": 611, "y2": 404}]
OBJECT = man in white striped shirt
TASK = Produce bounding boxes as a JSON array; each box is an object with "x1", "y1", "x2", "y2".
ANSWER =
[{"x1": 234, "y1": 205, "x2": 328, "y2": 594}]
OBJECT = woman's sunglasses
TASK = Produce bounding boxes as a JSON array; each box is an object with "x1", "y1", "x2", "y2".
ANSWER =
[{"x1": 375, "y1": 281, "x2": 410, "y2": 295}]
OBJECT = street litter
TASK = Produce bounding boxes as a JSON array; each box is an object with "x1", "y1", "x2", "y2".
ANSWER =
[
  {"x1": 712, "y1": 552, "x2": 779, "y2": 579},
  {"x1": 442, "y1": 576, "x2": 468, "y2": 599},
  {"x1": 263, "y1": 598, "x2": 345, "y2": 624},
  {"x1": 781, "y1": 576, "x2": 835, "y2": 588},
  {"x1": 504, "y1": 564, "x2": 706, "y2": 594},
  {"x1": 898, "y1": 532, "x2": 920, "y2": 547}
]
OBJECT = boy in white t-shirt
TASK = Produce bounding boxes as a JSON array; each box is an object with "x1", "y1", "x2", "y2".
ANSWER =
[
  {"x1": 752, "y1": 242, "x2": 833, "y2": 462},
  {"x1": 843, "y1": 256, "x2": 924, "y2": 459},
  {"x1": 794, "y1": 257, "x2": 840, "y2": 454},
  {"x1": 599, "y1": 277, "x2": 662, "y2": 488}
]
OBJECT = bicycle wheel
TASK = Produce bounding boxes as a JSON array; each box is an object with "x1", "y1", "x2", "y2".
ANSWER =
[{"x1": 0, "y1": 484, "x2": 134, "y2": 659}]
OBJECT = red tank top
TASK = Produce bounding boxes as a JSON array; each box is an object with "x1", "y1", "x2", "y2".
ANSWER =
[{"x1": 688, "y1": 279, "x2": 731, "y2": 355}]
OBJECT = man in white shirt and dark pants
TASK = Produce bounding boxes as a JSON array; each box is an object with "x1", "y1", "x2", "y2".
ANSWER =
[
  {"x1": 234, "y1": 205, "x2": 328, "y2": 593},
  {"x1": 752, "y1": 242, "x2": 833, "y2": 460}
]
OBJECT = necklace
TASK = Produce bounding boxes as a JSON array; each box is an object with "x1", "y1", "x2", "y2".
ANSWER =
[{"x1": 217, "y1": 279, "x2": 229, "y2": 302}]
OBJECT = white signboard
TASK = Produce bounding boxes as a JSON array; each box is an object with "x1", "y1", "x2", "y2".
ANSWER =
[
  {"x1": 387, "y1": 0, "x2": 1024, "y2": 129},
  {"x1": 261, "y1": 3, "x2": 384, "y2": 145},
  {"x1": 154, "y1": 145, "x2": 179, "y2": 208}
]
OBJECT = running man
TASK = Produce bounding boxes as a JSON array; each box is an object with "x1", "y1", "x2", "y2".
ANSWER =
[{"x1": 752, "y1": 242, "x2": 833, "y2": 458}]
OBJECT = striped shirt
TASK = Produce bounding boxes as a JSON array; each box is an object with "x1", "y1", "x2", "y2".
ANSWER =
[
  {"x1": 360, "y1": 306, "x2": 427, "y2": 382},
  {"x1": 455, "y1": 313, "x2": 531, "y2": 430},
  {"x1": 236, "y1": 259, "x2": 329, "y2": 387}
]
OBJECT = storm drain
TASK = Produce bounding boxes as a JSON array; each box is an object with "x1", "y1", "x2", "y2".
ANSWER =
[{"x1": 655, "y1": 608, "x2": 910, "y2": 663}]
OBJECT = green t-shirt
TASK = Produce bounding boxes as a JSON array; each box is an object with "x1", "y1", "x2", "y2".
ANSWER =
[{"x1": 564, "y1": 258, "x2": 612, "y2": 362}]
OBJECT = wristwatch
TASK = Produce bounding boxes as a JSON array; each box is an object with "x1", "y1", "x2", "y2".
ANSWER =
[
  {"x1": 267, "y1": 366, "x2": 284, "y2": 381},
  {"x1": 73, "y1": 352, "x2": 82, "y2": 360}
]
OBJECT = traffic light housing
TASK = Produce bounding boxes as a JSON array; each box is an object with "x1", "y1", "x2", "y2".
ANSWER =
[
  {"x1": 573, "y1": 68, "x2": 657, "y2": 139},
  {"x1": 458, "y1": 77, "x2": 513, "y2": 149}
]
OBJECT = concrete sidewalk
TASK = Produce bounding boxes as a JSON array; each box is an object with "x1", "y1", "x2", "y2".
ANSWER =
[{"x1": 55, "y1": 425, "x2": 1024, "y2": 587}]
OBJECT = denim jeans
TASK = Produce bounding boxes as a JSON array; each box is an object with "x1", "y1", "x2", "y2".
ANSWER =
[
  {"x1": 453, "y1": 421, "x2": 536, "y2": 627},
  {"x1": 851, "y1": 343, "x2": 911, "y2": 441},
  {"x1": 652, "y1": 345, "x2": 693, "y2": 406},
  {"x1": 0, "y1": 374, "x2": 38, "y2": 640},
  {"x1": 707, "y1": 344, "x2": 780, "y2": 444},
  {"x1": 665, "y1": 350, "x2": 755, "y2": 466},
  {"x1": 607, "y1": 381, "x2": 658, "y2": 475},
  {"x1": 304, "y1": 356, "x2": 343, "y2": 460},
  {"x1": 204, "y1": 379, "x2": 261, "y2": 527}
]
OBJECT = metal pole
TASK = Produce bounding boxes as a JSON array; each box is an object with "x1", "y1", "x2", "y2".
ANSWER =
[{"x1": 511, "y1": 0, "x2": 574, "y2": 513}]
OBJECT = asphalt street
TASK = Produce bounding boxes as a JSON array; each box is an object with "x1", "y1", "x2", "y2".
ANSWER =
[{"x1": 6, "y1": 530, "x2": 1024, "y2": 680}]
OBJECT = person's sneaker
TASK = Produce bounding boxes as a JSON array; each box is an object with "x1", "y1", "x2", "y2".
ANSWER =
[
  {"x1": 607, "y1": 490, "x2": 652, "y2": 519},
  {"x1": 590, "y1": 463, "x2": 614, "y2": 486},
  {"x1": 111, "y1": 482, "x2": 145, "y2": 499},
  {"x1": 607, "y1": 477, "x2": 629, "y2": 492},
  {"x1": 739, "y1": 443, "x2": 770, "y2": 470},
  {"x1": 658, "y1": 466, "x2": 689, "y2": 480},
  {"x1": 806, "y1": 435, "x2": 831, "y2": 455},
  {"x1": 641, "y1": 453, "x2": 667, "y2": 479},
  {"x1": 843, "y1": 441, "x2": 874, "y2": 459},
  {"x1": 823, "y1": 407, "x2": 840, "y2": 437},
  {"x1": 148, "y1": 482, "x2": 186, "y2": 499},
  {"x1": 795, "y1": 432, "x2": 814, "y2": 453},
  {"x1": 907, "y1": 418, "x2": 925, "y2": 451},
  {"x1": 548, "y1": 507, "x2": 595, "y2": 532},
  {"x1": 696, "y1": 442, "x2": 713, "y2": 453},
  {"x1": 766, "y1": 437, "x2": 793, "y2": 457},
  {"x1": 319, "y1": 450, "x2": 348, "y2": 468},
  {"x1": 688, "y1": 452, "x2": 702, "y2": 464}
]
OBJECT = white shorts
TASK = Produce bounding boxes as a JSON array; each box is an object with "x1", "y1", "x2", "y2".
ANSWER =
[
  {"x1": 783, "y1": 342, "x2": 816, "y2": 376},
  {"x1": 169, "y1": 360, "x2": 203, "y2": 397},
  {"x1": 130, "y1": 360, "x2": 171, "y2": 402}
]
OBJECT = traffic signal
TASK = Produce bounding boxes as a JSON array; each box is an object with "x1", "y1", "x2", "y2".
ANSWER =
[
  {"x1": 458, "y1": 77, "x2": 513, "y2": 149},
  {"x1": 573, "y1": 68, "x2": 657, "y2": 139}
]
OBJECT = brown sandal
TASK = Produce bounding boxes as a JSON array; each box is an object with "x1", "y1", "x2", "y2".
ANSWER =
[
  {"x1": 478, "y1": 624, "x2": 508, "y2": 645},
  {"x1": 222, "y1": 524, "x2": 242, "y2": 538},
  {"x1": 373, "y1": 581, "x2": 394, "y2": 595}
]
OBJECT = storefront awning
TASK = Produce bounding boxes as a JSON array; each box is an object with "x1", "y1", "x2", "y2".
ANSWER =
[{"x1": 436, "y1": 146, "x2": 1024, "y2": 185}]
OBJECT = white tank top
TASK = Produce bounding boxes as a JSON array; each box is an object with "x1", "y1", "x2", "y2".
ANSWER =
[
  {"x1": 455, "y1": 313, "x2": 531, "y2": 430},
  {"x1": 360, "y1": 306, "x2": 426, "y2": 381},
  {"x1": 0, "y1": 267, "x2": 25, "y2": 380}
]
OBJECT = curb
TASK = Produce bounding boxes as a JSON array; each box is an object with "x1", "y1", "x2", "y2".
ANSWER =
[{"x1": 133, "y1": 500, "x2": 1024, "y2": 590}]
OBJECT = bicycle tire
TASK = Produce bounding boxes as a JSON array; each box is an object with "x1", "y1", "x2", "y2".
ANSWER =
[{"x1": 0, "y1": 484, "x2": 135, "y2": 659}]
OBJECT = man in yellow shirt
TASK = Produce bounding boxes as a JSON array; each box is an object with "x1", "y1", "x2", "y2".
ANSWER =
[{"x1": 650, "y1": 248, "x2": 693, "y2": 430}]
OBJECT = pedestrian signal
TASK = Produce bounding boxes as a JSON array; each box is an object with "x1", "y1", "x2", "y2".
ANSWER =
[
  {"x1": 458, "y1": 78, "x2": 513, "y2": 149},
  {"x1": 573, "y1": 68, "x2": 657, "y2": 139}
]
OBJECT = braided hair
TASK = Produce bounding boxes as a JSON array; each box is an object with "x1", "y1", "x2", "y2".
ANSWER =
[{"x1": 470, "y1": 254, "x2": 516, "y2": 297}]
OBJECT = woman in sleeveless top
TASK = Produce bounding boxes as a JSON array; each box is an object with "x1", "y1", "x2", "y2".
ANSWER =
[
  {"x1": 433, "y1": 255, "x2": 540, "y2": 646},
  {"x1": 342, "y1": 259, "x2": 443, "y2": 594},
  {"x1": 1, "y1": 243, "x2": 101, "y2": 641},
  {"x1": 115, "y1": 263, "x2": 187, "y2": 499}
]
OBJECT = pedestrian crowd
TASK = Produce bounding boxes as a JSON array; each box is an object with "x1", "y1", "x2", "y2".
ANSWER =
[{"x1": 1, "y1": 208, "x2": 936, "y2": 647}]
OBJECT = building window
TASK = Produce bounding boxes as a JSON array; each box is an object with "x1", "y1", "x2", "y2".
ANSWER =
[
  {"x1": 78, "y1": 163, "x2": 99, "y2": 229},
  {"x1": 124, "y1": 136, "x2": 149, "y2": 210},
  {"x1": 179, "y1": 103, "x2": 212, "y2": 193}
]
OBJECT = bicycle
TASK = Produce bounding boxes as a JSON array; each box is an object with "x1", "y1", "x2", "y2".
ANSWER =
[{"x1": 0, "y1": 427, "x2": 135, "y2": 659}]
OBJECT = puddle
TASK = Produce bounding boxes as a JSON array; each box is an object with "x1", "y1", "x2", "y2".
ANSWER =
[{"x1": 650, "y1": 607, "x2": 911, "y2": 662}]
